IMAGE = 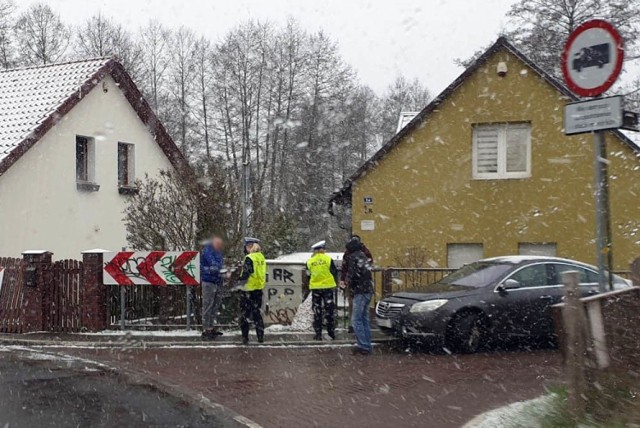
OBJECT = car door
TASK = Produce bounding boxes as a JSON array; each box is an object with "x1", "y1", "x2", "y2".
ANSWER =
[{"x1": 491, "y1": 263, "x2": 560, "y2": 339}]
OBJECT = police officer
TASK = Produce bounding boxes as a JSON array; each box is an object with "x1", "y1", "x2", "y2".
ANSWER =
[
  {"x1": 237, "y1": 237, "x2": 267, "y2": 345},
  {"x1": 306, "y1": 240, "x2": 338, "y2": 341}
]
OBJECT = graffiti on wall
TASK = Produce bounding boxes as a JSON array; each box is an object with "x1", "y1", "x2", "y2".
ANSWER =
[{"x1": 263, "y1": 263, "x2": 304, "y2": 324}]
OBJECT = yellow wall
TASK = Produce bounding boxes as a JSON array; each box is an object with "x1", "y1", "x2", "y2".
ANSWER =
[{"x1": 352, "y1": 49, "x2": 640, "y2": 269}]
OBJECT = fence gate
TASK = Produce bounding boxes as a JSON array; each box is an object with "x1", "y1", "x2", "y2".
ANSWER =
[
  {"x1": 0, "y1": 257, "x2": 25, "y2": 333},
  {"x1": 46, "y1": 260, "x2": 82, "y2": 332}
]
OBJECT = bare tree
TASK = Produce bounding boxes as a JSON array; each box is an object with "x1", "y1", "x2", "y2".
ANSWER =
[
  {"x1": 138, "y1": 20, "x2": 170, "y2": 112},
  {"x1": 13, "y1": 3, "x2": 69, "y2": 65},
  {"x1": 75, "y1": 13, "x2": 142, "y2": 76},
  {"x1": 0, "y1": 0, "x2": 15, "y2": 69},
  {"x1": 166, "y1": 26, "x2": 197, "y2": 157},
  {"x1": 378, "y1": 75, "x2": 431, "y2": 142},
  {"x1": 123, "y1": 170, "x2": 202, "y2": 251},
  {"x1": 192, "y1": 36, "x2": 214, "y2": 159}
]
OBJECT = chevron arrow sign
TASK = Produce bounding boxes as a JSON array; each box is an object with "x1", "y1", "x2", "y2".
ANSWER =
[{"x1": 103, "y1": 251, "x2": 200, "y2": 286}]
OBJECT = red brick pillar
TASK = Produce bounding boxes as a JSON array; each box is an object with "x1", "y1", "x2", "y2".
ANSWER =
[
  {"x1": 81, "y1": 250, "x2": 109, "y2": 332},
  {"x1": 21, "y1": 250, "x2": 53, "y2": 333},
  {"x1": 631, "y1": 257, "x2": 640, "y2": 287}
]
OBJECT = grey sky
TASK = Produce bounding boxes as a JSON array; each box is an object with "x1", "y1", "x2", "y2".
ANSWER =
[{"x1": 28, "y1": 0, "x2": 517, "y2": 95}]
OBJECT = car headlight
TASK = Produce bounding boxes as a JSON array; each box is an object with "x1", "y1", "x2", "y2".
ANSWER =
[{"x1": 409, "y1": 299, "x2": 448, "y2": 313}]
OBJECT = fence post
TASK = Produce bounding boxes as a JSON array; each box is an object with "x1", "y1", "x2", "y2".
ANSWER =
[
  {"x1": 562, "y1": 270, "x2": 587, "y2": 421},
  {"x1": 382, "y1": 269, "x2": 393, "y2": 297},
  {"x1": 631, "y1": 256, "x2": 640, "y2": 287},
  {"x1": 81, "y1": 250, "x2": 109, "y2": 332},
  {"x1": 21, "y1": 250, "x2": 52, "y2": 333}
]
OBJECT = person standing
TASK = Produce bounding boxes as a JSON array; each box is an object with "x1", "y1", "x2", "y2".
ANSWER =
[
  {"x1": 306, "y1": 241, "x2": 338, "y2": 341},
  {"x1": 201, "y1": 236, "x2": 225, "y2": 340},
  {"x1": 340, "y1": 235, "x2": 373, "y2": 332},
  {"x1": 344, "y1": 239, "x2": 374, "y2": 355},
  {"x1": 237, "y1": 237, "x2": 266, "y2": 345}
]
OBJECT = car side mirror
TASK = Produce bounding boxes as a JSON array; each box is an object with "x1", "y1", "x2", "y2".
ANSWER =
[{"x1": 502, "y1": 279, "x2": 521, "y2": 290}]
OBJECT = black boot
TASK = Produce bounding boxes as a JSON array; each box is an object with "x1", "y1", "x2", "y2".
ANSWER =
[
  {"x1": 328, "y1": 330, "x2": 336, "y2": 340},
  {"x1": 257, "y1": 336, "x2": 264, "y2": 343},
  {"x1": 313, "y1": 333, "x2": 322, "y2": 341},
  {"x1": 242, "y1": 336, "x2": 249, "y2": 345}
]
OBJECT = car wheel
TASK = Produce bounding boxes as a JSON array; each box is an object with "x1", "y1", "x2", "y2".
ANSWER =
[{"x1": 448, "y1": 312, "x2": 485, "y2": 354}]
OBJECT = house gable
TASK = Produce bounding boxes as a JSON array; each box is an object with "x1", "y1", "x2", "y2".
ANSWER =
[
  {"x1": 330, "y1": 37, "x2": 640, "y2": 208},
  {"x1": 0, "y1": 71, "x2": 180, "y2": 258},
  {"x1": 346, "y1": 43, "x2": 640, "y2": 268}
]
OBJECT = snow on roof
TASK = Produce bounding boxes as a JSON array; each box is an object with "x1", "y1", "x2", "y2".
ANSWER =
[
  {"x1": 0, "y1": 58, "x2": 111, "y2": 163},
  {"x1": 272, "y1": 252, "x2": 344, "y2": 263},
  {"x1": 618, "y1": 129, "x2": 640, "y2": 151}
]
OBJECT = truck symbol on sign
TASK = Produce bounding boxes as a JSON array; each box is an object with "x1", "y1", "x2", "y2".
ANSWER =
[{"x1": 572, "y1": 43, "x2": 610, "y2": 72}]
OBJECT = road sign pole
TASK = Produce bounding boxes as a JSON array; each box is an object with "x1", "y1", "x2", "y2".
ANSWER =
[
  {"x1": 593, "y1": 131, "x2": 613, "y2": 292},
  {"x1": 120, "y1": 285, "x2": 126, "y2": 330},
  {"x1": 186, "y1": 286, "x2": 192, "y2": 330}
]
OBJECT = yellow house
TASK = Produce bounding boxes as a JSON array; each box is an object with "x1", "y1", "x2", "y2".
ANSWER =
[{"x1": 329, "y1": 38, "x2": 640, "y2": 270}]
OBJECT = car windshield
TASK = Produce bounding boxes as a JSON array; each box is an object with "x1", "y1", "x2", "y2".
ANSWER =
[{"x1": 437, "y1": 261, "x2": 515, "y2": 288}]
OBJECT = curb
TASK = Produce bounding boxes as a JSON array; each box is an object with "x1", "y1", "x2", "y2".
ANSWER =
[
  {"x1": 0, "y1": 337, "x2": 390, "y2": 349},
  {"x1": 4, "y1": 345, "x2": 262, "y2": 428}
]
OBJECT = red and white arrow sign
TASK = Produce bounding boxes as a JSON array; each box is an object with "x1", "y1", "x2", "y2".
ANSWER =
[{"x1": 103, "y1": 251, "x2": 200, "y2": 286}]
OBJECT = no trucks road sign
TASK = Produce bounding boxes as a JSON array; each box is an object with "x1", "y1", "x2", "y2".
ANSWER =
[
  {"x1": 561, "y1": 19, "x2": 624, "y2": 98},
  {"x1": 103, "y1": 251, "x2": 200, "y2": 286}
]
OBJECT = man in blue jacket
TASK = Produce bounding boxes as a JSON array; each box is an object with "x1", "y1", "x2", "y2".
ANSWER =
[{"x1": 201, "y1": 236, "x2": 225, "y2": 340}]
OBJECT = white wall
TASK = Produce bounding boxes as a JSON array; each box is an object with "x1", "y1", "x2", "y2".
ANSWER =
[{"x1": 0, "y1": 76, "x2": 175, "y2": 259}]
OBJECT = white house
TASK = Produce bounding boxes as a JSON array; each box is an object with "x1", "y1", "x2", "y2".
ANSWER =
[{"x1": 0, "y1": 58, "x2": 190, "y2": 259}]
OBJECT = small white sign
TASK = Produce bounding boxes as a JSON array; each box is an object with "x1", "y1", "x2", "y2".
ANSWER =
[
  {"x1": 565, "y1": 96, "x2": 623, "y2": 135},
  {"x1": 364, "y1": 196, "x2": 373, "y2": 205},
  {"x1": 361, "y1": 220, "x2": 375, "y2": 231}
]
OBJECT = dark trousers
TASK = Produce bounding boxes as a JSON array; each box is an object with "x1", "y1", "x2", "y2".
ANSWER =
[
  {"x1": 312, "y1": 288, "x2": 336, "y2": 335},
  {"x1": 240, "y1": 290, "x2": 264, "y2": 339}
]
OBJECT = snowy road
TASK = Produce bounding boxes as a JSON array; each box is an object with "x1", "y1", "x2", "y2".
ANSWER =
[
  {"x1": 49, "y1": 344, "x2": 564, "y2": 428},
  {"x1": 0, "y1": 346, "x2": 237, "y2": 427}
]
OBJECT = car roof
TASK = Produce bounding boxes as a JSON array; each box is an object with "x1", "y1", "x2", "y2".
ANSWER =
[{"x1": 481, "y1": 255, "x2": 596, "y2": 268}]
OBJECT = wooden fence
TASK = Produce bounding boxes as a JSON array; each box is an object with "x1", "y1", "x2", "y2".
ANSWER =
[
  {"x1": 45, "y1": 259, "x2": 83, "y2": 332},
  {"x1": 0, "y1": 257, "x2": 25, "y2": 333}
]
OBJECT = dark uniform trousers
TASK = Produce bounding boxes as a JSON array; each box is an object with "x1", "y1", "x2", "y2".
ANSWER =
[
  {"x1": 312, "y1": 288, "x2": 336, "y2": 335},
  {"x1": 240, "y1": 290, "x2": 265, "y2": 340}
]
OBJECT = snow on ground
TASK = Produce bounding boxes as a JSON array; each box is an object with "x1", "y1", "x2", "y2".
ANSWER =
[{"x1": 465, "y1": 394, "x2": 557, "y2": 428}]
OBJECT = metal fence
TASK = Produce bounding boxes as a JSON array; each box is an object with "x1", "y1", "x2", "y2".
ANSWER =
[
  {"x1": 372, "y1": 267, "x2": 456, "y2": 302},
  {"x1": 108, "y1": 283, "x2": 239, "y2": 329}
]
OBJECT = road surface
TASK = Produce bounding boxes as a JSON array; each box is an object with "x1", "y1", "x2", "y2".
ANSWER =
[
  {"x1": 0, "y1": 347, "x2": 232, "y2": 427},
  {"x1": 55, "y1": 344, "x2": 564, "y2": 428}
]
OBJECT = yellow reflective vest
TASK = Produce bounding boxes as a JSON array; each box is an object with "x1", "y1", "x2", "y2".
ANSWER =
[
  {"x1": 244, "y1": 252, "x2": 266, "y2": 291},
  {"x1": 306, "y1": 253, "x2": 336, "y2": 290}
]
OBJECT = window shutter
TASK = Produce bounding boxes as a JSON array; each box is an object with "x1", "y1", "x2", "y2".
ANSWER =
[{"x1": 475, "y1": 126, "x2": 499, "y2": 174}]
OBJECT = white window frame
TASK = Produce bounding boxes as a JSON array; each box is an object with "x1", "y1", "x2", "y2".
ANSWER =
[{"x1": 472, "y1": 123, "x2": 532, "y2": 180}]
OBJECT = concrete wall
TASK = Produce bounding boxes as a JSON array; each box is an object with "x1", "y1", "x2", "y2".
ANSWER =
[
  {"x1": 0, "y1": 76, "x2": 174, "y2": 259},
  {"x1": 352, "y1": 48, "x2": 640, "y2": 269}
]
